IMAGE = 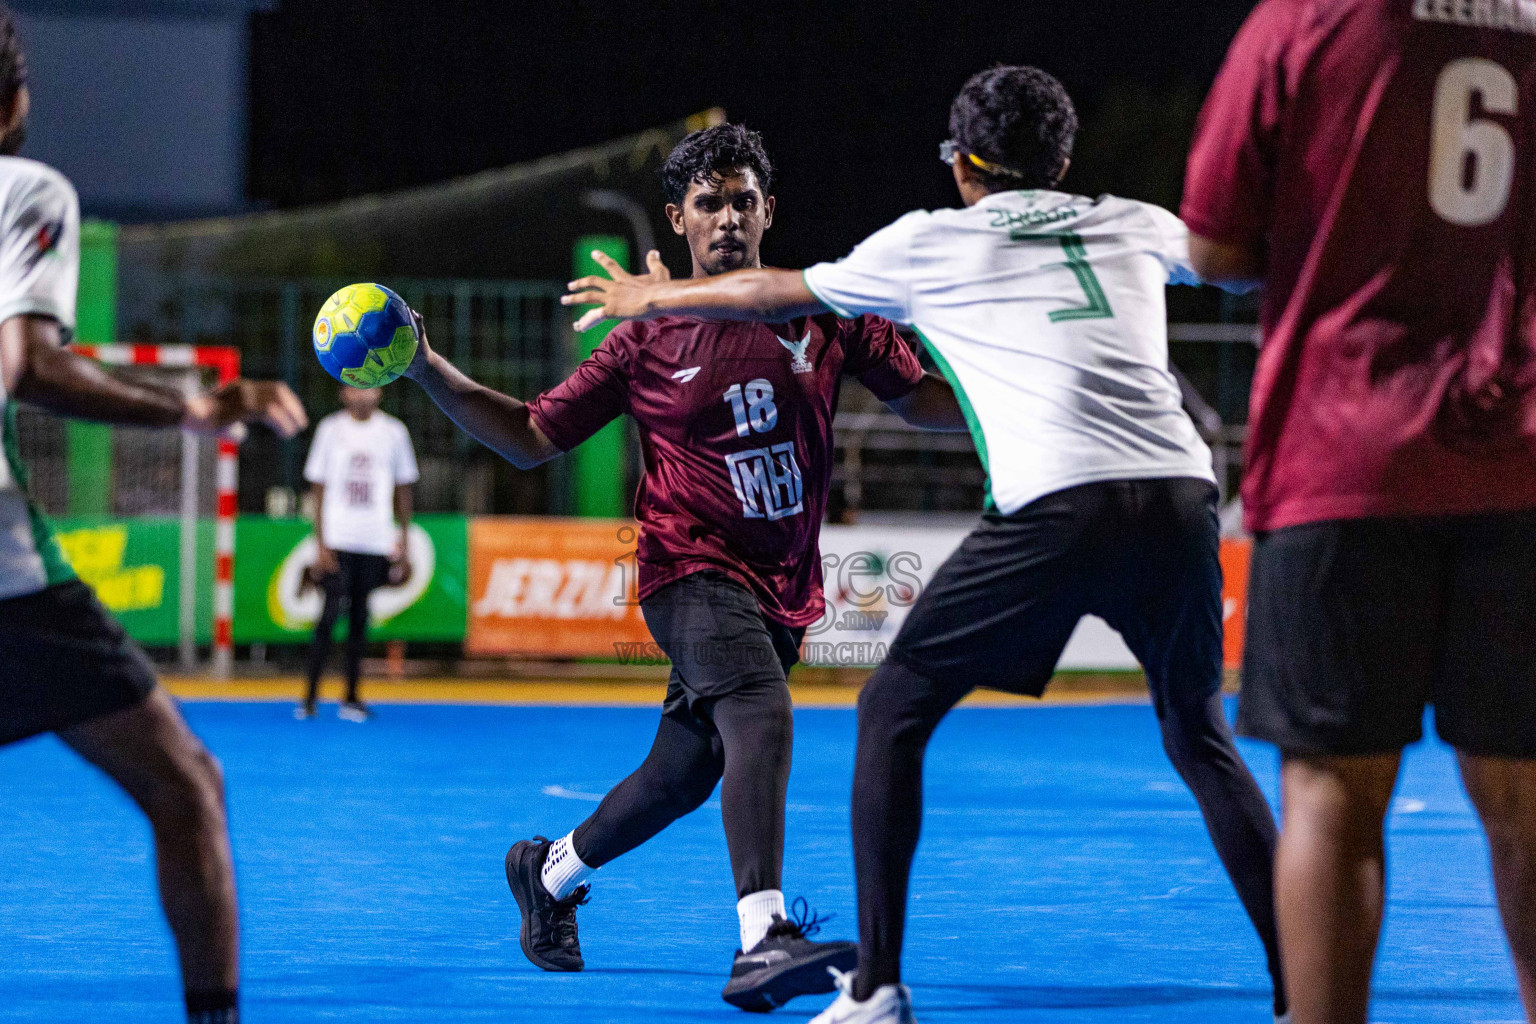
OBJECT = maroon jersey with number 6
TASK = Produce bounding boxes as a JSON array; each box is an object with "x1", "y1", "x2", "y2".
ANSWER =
[
  {"x1": 527, "y1": 314, "x2": 922, "y2": 626},
  {"x1": 1183, "y1": 0, "x2": 1536, "y2": 532}
]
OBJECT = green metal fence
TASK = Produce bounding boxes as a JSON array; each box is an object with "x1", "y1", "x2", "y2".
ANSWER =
[
  {"x1": 122, "y1": 277, "x2": 574, "y2": 514},
  {"x1": 118, "y1": 276, "x2": 1260, "y2": 519}
]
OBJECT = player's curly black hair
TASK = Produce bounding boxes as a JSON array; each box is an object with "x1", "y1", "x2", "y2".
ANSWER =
[
  {"x1": 949, "y1": 65, "x2": 1077, "y2": 192},
  {"x1": 0, "y1": 6, "x2": 24, "y2": 115},
  {"x1": 661, "y1": 123, "x2": 774, "y2": 206}
]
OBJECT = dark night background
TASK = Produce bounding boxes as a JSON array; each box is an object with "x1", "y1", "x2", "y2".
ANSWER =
[{"x1": 248, "y1": 1, "x2": 1258, "y2": 273}]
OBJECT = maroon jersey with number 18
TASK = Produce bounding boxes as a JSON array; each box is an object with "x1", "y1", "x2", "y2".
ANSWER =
[
  {"x1": 527, "y1": 314, "x2": 922, "y2": 626},
  {"x1": 1183, "y1": 0, "x2": 1536, "y2": 533}
]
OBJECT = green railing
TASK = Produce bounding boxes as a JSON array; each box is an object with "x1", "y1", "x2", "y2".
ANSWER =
[{"x1": 122, "y1": 276, "x2": 575, "y2": 514}]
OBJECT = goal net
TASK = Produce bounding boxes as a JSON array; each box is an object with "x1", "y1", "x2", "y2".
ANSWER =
[{"x1": 12, "y1": 345, "x2": 239, "y2": 674}]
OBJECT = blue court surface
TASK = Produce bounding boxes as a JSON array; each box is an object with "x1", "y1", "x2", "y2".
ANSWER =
[{"x1": 0, "y1": 698, "x2": 1523, "y2": 1023}]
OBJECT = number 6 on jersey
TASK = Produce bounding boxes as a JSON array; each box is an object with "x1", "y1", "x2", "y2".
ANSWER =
[{"x1": 1429, "y1": 57, "x2": 1517, "y2": 228}]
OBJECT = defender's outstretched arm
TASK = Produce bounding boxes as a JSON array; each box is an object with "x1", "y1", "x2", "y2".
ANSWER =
[
  {"x1": 402, "y1": 317, "x2": 559, "y2": 470},
  {"x1": 0, "y1": 314, "x2": 306, "y2": 438},
  {"x1": 565, "y1": 250, "x2": 824, "y2": 330},
  {"x1": 567, "y1": 251, "x2": 967, "y2": 433}
]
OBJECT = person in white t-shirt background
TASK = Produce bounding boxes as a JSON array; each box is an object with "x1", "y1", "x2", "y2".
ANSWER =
[{"x1": 299, "y1": 385, "x2": 419, "y2": 721}]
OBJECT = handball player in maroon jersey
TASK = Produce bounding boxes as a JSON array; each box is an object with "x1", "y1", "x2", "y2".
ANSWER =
[
  {"x1": 403, "y1": 124, "x2": 965, "y2": 1011},
  {"x1": 1185, "y1": 2, "x2": 1536, "y2": 1020}
]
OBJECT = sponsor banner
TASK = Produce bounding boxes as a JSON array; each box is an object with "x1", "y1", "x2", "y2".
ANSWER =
[
  {"x1": 466, "y1": 516, "x2": 651, "y2": 657},
  {"x1": 807, "y1": 524, "x2": 958, "y2": 669},
  {"x1": 52, "y1": 516, "x2": 213, "y2": 645},
  {"x1": 61, "y1": 513, "x2": 1254, "y2": 667},
  {"x1": 234, "y1": 514, "x2": 466, "y2": 643},
  {"x1": 1220, "y1": 538, "x2": 1252, "y2": 671},
  {"x1": 812, "y1": 523, "x2": 1136, "y2": 670},
  {"x1": 811, "y1": 525, "x2": 1252, "y2": 671}
]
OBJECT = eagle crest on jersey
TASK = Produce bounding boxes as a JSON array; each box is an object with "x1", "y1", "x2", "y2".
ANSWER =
[{"x1": 777, "y1": 331, "x2": 814, "y2": 374}]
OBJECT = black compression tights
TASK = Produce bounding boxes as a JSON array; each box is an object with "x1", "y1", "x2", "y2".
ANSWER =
[
  {"x1": 571, "y1": 680, "x2": 794, "y2": 899},
  {"x1": 850, "y1": 660, "x2": 1282, "y2": 1005},
  {"x1": 305, "y1": 565, "x2": 374, "y2": 705}
]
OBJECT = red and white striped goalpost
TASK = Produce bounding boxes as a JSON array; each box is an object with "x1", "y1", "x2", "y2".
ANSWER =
[{"x1": 73, "y1": 343, "x2": 240, "y2": 678}]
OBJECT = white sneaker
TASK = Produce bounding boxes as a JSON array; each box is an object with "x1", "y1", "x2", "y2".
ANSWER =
[
  {"x1": 809, "y1": 968, "x2": 917, "y2": 1024},
  {"x1": 337, "y1": 701, "x2": 373, "y2": 722},
  {"x1": 1275, "y1": 1014, "x2": 1291, "y2": 1024}
]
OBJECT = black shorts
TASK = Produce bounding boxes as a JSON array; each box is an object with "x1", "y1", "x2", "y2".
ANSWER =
[
  {"x1": 315, "y1": 551, "x2": 393, "y2": 607},
  {"x1": 334, "y1": 551, "x2": 392, "y2": 592},
  {"x1": 888, "y1": 477, "x2": 1223, "y2": 713},
  {"x1": 641, "y1": 571, "x2": 804, "y2": 721},
  {"x1": 1239, "y1": 510, "x2": 1536, "y2": 758},
  {"x1": 0, "y1": 579, "x2": 158, "y2": 746}
]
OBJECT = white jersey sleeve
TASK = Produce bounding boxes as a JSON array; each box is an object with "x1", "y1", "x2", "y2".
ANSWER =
[
  {"x1": 391, "y1": 418, "x2": 419, "y2": 485},
  {"x1": 303, "y1": 416, "x2": 334, "y2": 485},
  {"x1": 802, "y1": 211, "x2": 927, "y2": 324},
  {"x1": 0, "y1": 161, "x2": 79, "y2": 335},
  {"x1": 1140, "y1": 203, "x2": 1201, "y2": 287}
]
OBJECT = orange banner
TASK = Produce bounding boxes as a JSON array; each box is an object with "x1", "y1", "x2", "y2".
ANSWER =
[
  {"x1": 465, "y1": 517, "x2": 1258, "y2": 669},
  {"x1": 466, "y1": 517, "x2": 653, "y2": 658},
  {"x1": 1220, "y1": 538, "x2": 1252, "y2": 671}
]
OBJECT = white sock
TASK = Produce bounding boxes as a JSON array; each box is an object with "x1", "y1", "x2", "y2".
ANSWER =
[
  {"x1": 540, "y1": 832, "x2": 594, "y2": 900},
  {"x1": 737, "y1": 888, "x2": 785, "y2": 951}
]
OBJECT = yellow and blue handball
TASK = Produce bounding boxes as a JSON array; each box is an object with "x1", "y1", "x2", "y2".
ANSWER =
[{"x1": 312, "y1": 283, "x2": 419, "y2": 388}]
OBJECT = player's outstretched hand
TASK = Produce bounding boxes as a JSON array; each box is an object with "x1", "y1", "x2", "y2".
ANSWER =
[
  {"x1": 183, "y1": 379, "x2": 308, "y2": 441},
  {"x1": 563, "y1": 249, "x2": 671, "y2": 331},
  {"x1": 402, "y1": 309, "x2": 434, "y2": 381}
]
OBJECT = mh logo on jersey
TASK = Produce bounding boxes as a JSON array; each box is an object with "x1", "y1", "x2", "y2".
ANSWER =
[
  {"x1": 777, "y1": 331, "x2": 814, "y2": 374},
  {"x1": 725, "y1": 442, "x2": 804, "y2": 521}
]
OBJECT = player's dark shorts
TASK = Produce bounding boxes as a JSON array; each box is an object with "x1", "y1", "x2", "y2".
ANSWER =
[
  {"x1": 888, "y1": 477, "x2": 1223, "y2": 710},
  {"x1": 1239, "y1": 509, "x2": 1536, "y2": 758},
  {"x1": 0, "y1": 579, "x2": 158, "y2": 746},
  {"x1": 315, "y1": 550, "x2": 393, "y2": 605},
  {"x1": 641, "y1": 570, "x2": 805, "y2": 720}
]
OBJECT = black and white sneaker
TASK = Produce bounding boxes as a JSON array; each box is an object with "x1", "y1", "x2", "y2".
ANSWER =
[
  {"x1": 722, "y1": 898, "x2": 857, "y2": 1012},
  {"x1": 504, "y1": 836, "x2": 589, "y2": 972}
]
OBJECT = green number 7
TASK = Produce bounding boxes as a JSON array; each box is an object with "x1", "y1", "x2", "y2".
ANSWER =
[{"x1": 1044, "y1": 232, "x2": 1114, "y2": 323}]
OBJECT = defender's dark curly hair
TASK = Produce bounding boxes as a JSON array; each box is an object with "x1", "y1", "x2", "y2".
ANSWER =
[
  {"x1": 949, "y1": 65, "x2": 1077, "y2": 192},
  {"x1": 661, "y1": 123, "x2": 774, "y2": 206},
  {"x1": 0, "y1": 6, "x2": 25, "y2": 115}
]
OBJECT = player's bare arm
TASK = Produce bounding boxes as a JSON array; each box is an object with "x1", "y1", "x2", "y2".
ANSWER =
[
  {"x1": 401, "y1": 314, "x2": 560, "y2": 469},
  {"x1": 0, "y1": 313, "x2": 308, "y2": 438},
  {"x1": 884, "y1": 374, "x2": 967, "y2": 432},
  {"x1": 310, "y1": 483, "x2": 338, "y2": 576},
  {"x1": 392, "y1": 483, "x2": 413, "y2": 569},
  {"x1": 566, "y1": 249, "x2": 824, "y2": 330},
  {"x1": 566, "y1": 250, "x2": 965, "y2": 431},
  {"x1": 1187, "y1": 234, "x2": 1264, "y2": 293}
]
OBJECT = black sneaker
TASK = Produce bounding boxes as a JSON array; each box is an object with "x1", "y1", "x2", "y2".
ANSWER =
[
  {"x1": 721, "y1": 898, "x2": 857, "y2": 1012},
  {"x1": 504, "y1": 836, "x2": 589, "y2": 972}
]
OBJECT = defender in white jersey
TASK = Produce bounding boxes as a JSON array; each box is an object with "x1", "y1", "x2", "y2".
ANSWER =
[
  {"x1": 567, "y1": 66, "x2": 1285, "y2": 1024},
  {"x1": 0, "y1": 16, "x2": 307, "y2": 1023},
  {"x1": 802, "y1": 190, "x2": 1212, "y2": 517}
]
